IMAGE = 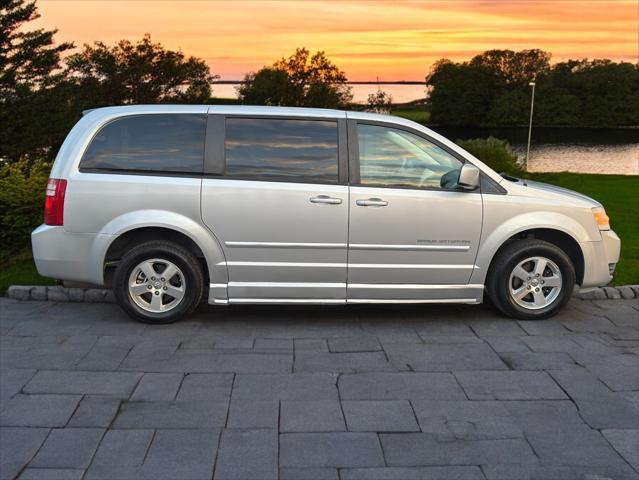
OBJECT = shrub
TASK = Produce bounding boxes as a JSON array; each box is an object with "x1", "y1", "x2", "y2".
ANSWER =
[
  {"x1": 366, "y1": 89, "x2": 393, "y2": 114},
  {"x1": 0, "y1": 160, "x2": 50, "y2": 258},
  {"x1": 456, "y1": 137, "x2": 524, "y2": 175}
]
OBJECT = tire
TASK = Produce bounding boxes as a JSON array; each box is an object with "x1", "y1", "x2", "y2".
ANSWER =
[
  {"x1": 113, "y1": 240, "x2": 204, "y2": 324},
  {"x1": 486, "y1": 239, "x2": 575, "y2": 320}
]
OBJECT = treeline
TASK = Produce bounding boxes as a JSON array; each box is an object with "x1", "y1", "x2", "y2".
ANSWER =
[
  {"x1": 1, "y1": 0, "x2": 359, "y2": 163},
  {"x1": 427, "y1": 49, "x2": 639, "y2": 127},
  {"x1": 2, "y1": 0, "x2": 637, "y2": 165},
  {"x1": 1, "y1": 0, "x2": 217, "y2": 163}
]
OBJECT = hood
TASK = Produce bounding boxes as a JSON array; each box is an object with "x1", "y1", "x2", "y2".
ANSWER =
[{"x1": 516, "y1": 179, "x2": 601, "y2": 207}]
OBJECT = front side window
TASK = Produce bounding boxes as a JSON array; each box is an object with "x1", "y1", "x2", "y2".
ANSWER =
[
  {"x1": 357, "y1": 124, "x2": 463, "y2": 189},
  {"x1": 225, "y1": 118, "x2": 338, "y2": 183},
  {"x1": 80, "y1": 114, "x2": 206, "y2": 173}
]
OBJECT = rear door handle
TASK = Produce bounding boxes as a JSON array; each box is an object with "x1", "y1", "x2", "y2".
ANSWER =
[
  {"x1": 356, "y1": 198, "x2": 388, "y2": 207},
  {"x1": 310, "y1": 195, "x2": 342, "y2": 205}
]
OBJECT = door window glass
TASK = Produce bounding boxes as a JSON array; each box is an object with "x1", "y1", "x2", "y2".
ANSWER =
[
  {"x1": 225, "y1": 118, "x2": 338, "y2": 183},
  {"x1": 357, "y1": 124, "x2": 463, "y2": 189},
  {"x1": 80, "y1": 114, "x2": 206, "y2": 173}
]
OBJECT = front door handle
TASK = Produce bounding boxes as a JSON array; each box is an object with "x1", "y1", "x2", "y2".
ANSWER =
[
  {"x1": 356, "y1": 198, "x2": 388, "y2": 207},
  {"x1": 310, "y1": 195, "x2": 342, "y2": 205}
]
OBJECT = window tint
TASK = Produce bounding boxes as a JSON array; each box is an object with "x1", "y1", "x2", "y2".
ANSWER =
[
  {"x1": 225, "y1": 118, "x2": 338, "y2": 182},
  {"x1": 81, "y1": 114, "x2": 206, "y2": 173},
  {"x1": 357, "y1": 124, "x2": 463, "y2": 189}
]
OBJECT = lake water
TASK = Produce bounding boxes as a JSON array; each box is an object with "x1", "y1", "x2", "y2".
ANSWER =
[
  {"x1": 213, "y1": 83, "x2": 638, "y2": 175},
  {"x1": 432, "y1": 126, "x2": 638, "y2": 176},
  {"x1": 213, "y1": 82, "x2": 427, "y2": 104}
]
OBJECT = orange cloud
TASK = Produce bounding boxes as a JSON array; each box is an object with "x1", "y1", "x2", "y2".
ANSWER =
[{"x1": 34, "y1": 0, "x2": 638, "y2": 81}]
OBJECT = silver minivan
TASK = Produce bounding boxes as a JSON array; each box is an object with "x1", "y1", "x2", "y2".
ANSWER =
[{"x1": 32, "y1": 105, "x2": 620, "y2": 323}]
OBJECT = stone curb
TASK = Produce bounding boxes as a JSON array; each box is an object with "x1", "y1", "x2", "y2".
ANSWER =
[
  {"x1": 5, "y1": 284, "x2": 639, "y2": 303},
  {"x1": 5, "y1": 285, "x2": 115, "y2": 303},
  {"x1": 574, "y1": 285, "x2": 639, "y2": 300}
]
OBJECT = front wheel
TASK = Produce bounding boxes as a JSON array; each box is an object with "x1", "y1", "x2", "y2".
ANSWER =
[
  {"x1": 113, "y1": 241, "x2": 204, "y2": 324},
  {"x1": 486, "y1": 239, "x2": 576, "y2": 320}
]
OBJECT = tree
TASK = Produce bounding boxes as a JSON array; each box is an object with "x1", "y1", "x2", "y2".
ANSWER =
[
  {"x1": 486, "y1": 89, "x2": 529, "y2": 125},
  {"x1": 469, "y1": 49, "x2": 551, "y2": 86},
  {"x1": 426, "y1": 59, "x2": 496, "y2": 125},
  {"x1": 65, "y1": 34, "x2": 216, "y2": 108},
  {"x1": 0, "y1": 0, "x2": 74, "y2": 162},
  {"x1": 0, "y1": 0, "x2": 73, "y2": 98},
  {"x1": 426, "y1": 48, "x2": 637, "y2": 127},
  {"x1": 566, "y1": 60, "x2": 639, "y2": 126},
  {"x1": 238, "y1": 48, "x2": 352, "y2": 108},
  {"x1": 366, "y1": 88, "x2": 393, "y2": 113},
  {"x1": 427, "y1": 50, "x2": 551, "y2": 126},
  {"x1": 236, "y1": 67, "x2": 289, "y2": 106}
]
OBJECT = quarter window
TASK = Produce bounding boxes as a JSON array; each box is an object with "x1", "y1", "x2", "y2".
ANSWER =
[
  {"x1": 225, "y1": 118, "x2": 338, "y2": 182},
  {"x1": 80, "y1": 114, "x2": 206, "y2": 173},
  {"x1": 357, "y1": 124, "x2": 463, "y2": 189}
]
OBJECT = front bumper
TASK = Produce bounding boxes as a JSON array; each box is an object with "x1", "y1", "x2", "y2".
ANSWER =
[
  {"x1": 579, "y1": 229, "x2": 621, "y2": 288},
  {"x1": 31, "y1": 225, "x2": 113, "y2": 286}
]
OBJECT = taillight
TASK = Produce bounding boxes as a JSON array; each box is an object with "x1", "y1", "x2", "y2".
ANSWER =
[{"x1": 44, "y1": 178, "x2": 67, "y2": 226}]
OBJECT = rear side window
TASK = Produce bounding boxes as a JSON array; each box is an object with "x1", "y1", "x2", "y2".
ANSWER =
[
  {"x1": 80, "y1": 114, "x2": 206, "y2": 173},
  {"x1": 225, "y1": 118, "x2": 338, "y2": 183}
]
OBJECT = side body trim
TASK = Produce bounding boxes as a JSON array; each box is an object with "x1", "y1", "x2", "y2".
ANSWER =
[
  {"x1": 228, "y1": 282, "x2": 345, "y2": 288},
  {"x1": 224, "y1": 241, "x2": 469, "y2": 252},
  {"x1": 349, "y1": 283, "x2": 484, "y2": 289},
  {"x1": 208, "y1": 283, "x2": 484, "y2": 304},
  {"x1": 225, "y1": 241, "x2": 346, "y2": 249},
  {"x1": 347, "y1": 298, "x2": 480, "y2": 304},
  {"x1": 218, "y1": 261, "x2": 477, "y2": 270},
  {"x1": 224, "y1": 298, "x2": 480, "y2": 305},
  {"x1": 350, "y1": 244, "x2": 470, "y2": 252}
]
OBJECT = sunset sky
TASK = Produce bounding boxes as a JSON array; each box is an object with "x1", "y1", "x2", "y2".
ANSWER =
[{"x1": 35, "y1": 0, "x2": 638, "y2": 81}]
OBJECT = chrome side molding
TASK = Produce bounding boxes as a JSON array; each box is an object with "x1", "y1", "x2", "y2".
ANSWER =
[
  {"x1": 225, "y1": 241, "x2": 347, "y2": 249},
  {"x1": 217, "y1": 261, "x2": 477, "y2": 269},
  {"x1": 224, "y1": 241, "x2": 470, "y2": 252},
  {"x1": 349, "y1": 283, "x2": 483, "y2": 290},
  {"x1": 350, "y1": 244, "x2": 470, "y2": 251}
]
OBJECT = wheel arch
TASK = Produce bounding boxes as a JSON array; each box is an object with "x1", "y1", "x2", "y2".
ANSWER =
[
  {"x1": 97, "y1": 210, "x2": 228, "y2": 290},
  {"x1": 472, "y1": 211, "x2": 590, "y2": 286},
  {"x1": 481, "y1": 228, "x2": 585, "y2": 286}
]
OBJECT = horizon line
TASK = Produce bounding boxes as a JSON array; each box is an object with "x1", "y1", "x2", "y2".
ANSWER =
[{"x1": 213, "y1": 80, "x2": 429, "y2": 85}]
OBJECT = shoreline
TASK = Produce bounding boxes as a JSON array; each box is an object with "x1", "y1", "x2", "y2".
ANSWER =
[{"x1": 419, "y1": 123, "x2": 639, "y2": 130}]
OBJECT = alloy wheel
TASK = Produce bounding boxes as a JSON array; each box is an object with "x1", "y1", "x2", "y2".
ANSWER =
[
  {"x1": 508, "y1": 256, "x2": 562, "y2": 310},
  {"x1": 128, "y1": 258, "x2": 186, "y2": 313}
]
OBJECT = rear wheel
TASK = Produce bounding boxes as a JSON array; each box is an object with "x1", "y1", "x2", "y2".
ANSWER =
[
  {"x1": 113, "y1": 241, "x2": 203, "y2": 324},
  {"x1": 486, "y1": 239, "x2": 575, "y2": 320}
]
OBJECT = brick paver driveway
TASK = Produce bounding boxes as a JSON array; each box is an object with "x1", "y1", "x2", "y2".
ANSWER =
[{"x1": 1, "y1": 296, "x2": 638, "y2": 480}]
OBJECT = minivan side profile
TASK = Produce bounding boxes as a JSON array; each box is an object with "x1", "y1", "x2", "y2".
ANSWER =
[{"x1": 32, "y1": 105, "x2": 621, "y2": 324}]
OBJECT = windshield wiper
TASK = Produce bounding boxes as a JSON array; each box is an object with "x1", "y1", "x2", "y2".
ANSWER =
[{"x1": 500, "y1": 172, "x2": 527, "y2": 186}]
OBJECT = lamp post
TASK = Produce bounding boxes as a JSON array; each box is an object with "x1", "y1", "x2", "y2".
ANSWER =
[{"x1": 525, "y1": 80, "x2": 536, "y2": 171}]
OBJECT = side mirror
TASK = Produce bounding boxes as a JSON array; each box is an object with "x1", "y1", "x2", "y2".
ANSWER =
[{"x1": 457, "y1": 163, "x2": 480, "y2": 190}]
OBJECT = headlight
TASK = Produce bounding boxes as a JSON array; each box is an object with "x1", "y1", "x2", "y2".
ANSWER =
[{"x1": 592, "y1": 207, "x2": 610, "y2": 230}]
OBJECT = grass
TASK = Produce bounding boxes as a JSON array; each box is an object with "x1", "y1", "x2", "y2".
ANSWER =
[
  {"x1": 1, "y1": 173, "x2": 636, "y2": 294},
  {"x1": 525, "y1": 172, "x2": 638, "y2": 286},
  {"x1": 391, "y1": 109, "x2": 431, "y2": 124},
  {"x1": 0, "y1": 250, "x2": 55, "y2": 294}
]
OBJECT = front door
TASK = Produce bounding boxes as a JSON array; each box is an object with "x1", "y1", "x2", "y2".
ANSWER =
[
  {"x1": 201, "y1": 115, "x2": 349, "y2": 302},
  {"x1": 347, "y1": 122, "x2": 483, "y2": 302}
]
